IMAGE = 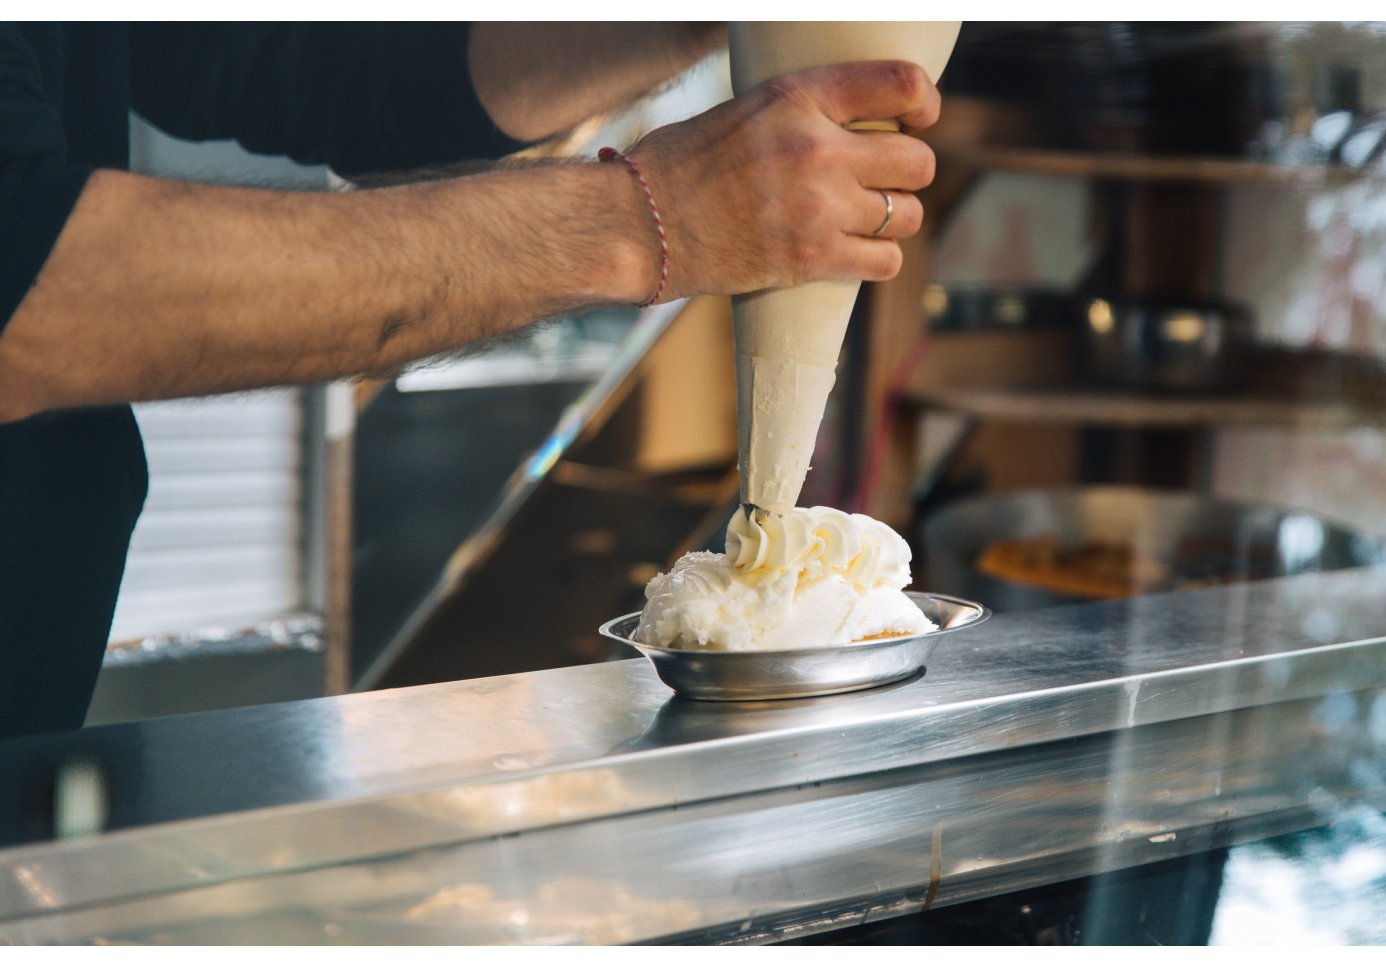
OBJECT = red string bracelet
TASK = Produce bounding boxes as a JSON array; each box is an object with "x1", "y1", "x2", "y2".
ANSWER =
[{"x1": 598, "y1": 146, "x2": 669, "y2": 307}]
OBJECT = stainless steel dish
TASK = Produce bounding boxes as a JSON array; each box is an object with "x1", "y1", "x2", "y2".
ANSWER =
[
  {"x1": 598, "y1": 591, "x2": 990, "y2": 701},
  {"x1": 1081, "y1": 297, "x2": 1253, "y2": 391},
  {"x1": 921, "y1": 486, "x2": 1386, "y2": 613}
]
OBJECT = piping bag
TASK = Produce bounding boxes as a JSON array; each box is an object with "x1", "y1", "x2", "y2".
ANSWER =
[{"x1": 729, "y1": 22, "x2": 961, "y2": 518}]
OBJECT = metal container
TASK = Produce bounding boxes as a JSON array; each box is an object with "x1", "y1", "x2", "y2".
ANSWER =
[
  {"x1": 924, "y1": 285, "x2": 1080, "y2": 333},
  {"x1": 921, "y1": 486, "x2": 1386, "y2": 613},
  {"x1": 1081, "y1": 298, "x2": 1253, "y2": 391},
  {"x1": 599, "y1": 592, "x2": 990, "y2": 701}
]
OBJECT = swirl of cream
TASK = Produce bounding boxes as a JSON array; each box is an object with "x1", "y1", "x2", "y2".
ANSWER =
[
  {"x1": 724, "y1": 506, "x2": 761, "y2": 571},
  {"x1": 799, "y1": 507, "x2": 858, "y2": 578},
  {"x1": 726, "y1": 507, "x2": 814, "y2": 574},
  {"x1": 844, "y1": 513, "x2": 913, "y2": 589},
  {"x1": 727, "y1": 506, "x2": 911, "y2": 589}
]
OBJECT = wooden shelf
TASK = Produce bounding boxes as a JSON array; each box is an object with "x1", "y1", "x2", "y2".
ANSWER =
[
  {"x1": 903, "y1": 385, "x2": 1386, "y2": 430},
  {"x1": 935, "y1": 145, "x2": 1382, "y2": 188}
]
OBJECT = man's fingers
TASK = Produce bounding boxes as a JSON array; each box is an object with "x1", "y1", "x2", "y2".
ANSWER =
[
  {"x1": 794, "y1": 61, "x2": 941, "y2": 131},
  {"x1": 836, "y1": 237, "x2": 905, "y2": 282},
  {"x1": 848, "y1": 189, "x2": 924, "y2": 240},
  {"x1": 634, "y1": 55, "x2": 945, "y2": 297},
  {"x1": 847, "y1": 130, "x2": 937, "y2": 193}
]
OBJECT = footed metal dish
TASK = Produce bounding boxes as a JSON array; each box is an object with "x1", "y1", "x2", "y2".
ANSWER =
[{"x1": 598, "y1": 591, "x2": 990, "y2": 701}]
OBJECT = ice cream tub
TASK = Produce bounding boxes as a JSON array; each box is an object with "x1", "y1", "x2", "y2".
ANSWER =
[{"x1": 599, "y1": 591, "x2": 989, "y2": 701}]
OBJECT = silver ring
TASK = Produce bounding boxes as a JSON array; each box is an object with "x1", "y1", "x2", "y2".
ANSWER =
[{"x1": 870, "y1": 190, "x2": 894, "y2": 237}]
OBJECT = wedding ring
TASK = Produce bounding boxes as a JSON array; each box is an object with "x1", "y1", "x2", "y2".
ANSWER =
[{"x1": 870, "y1": 190, "x2": 894, "y2": 237}]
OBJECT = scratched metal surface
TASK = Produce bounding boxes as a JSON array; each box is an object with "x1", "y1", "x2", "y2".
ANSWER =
[{"x1": 1, "y1": 567, "x2": 1384, "y2": 941}]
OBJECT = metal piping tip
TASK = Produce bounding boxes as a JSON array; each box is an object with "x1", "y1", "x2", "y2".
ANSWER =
[{"x1": 741, "y1": 503, "x2": 774, "y2": 523}]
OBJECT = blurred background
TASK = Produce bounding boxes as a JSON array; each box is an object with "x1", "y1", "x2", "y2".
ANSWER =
[
  {"x1": 93, "y1": 21, "x2": 1386, "y2": 720},
  {"x1": 53, "y1": 20, "x2": 1386, "y2": 945}
]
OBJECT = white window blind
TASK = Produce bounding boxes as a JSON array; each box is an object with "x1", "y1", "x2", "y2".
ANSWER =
[
  {"x1": 108, "y1": 391, "x2": 306, "y2": 642},
  {"x1": 107, "y1": 117, "x2": 328, "y2": 643}
]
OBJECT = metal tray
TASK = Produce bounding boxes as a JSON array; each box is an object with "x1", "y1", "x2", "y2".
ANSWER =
[{"x1": 598, "y1": 591, "x2": 990, "y2": 701}]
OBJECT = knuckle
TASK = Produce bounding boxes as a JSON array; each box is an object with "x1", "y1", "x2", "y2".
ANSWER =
[
  {"x1": 780, "y1": 129, "x2": 831, "y2": 169},
  {"x1": 891, "y1": 141, "x2": 936, "y2": 193},
  {"x1": 760, "y1": 74, "x2": 811, "y2": 109},
  {"x1": 918, "y1": 85, "x2": 943, "y2": 128},
  {"x1": 886, "y1": 61, "x2": 928, "y2": 102}
]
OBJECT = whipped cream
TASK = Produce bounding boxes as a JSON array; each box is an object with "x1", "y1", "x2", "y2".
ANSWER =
[{"x1": 636, "y1": 506, "x2": 932, "y2": 651}]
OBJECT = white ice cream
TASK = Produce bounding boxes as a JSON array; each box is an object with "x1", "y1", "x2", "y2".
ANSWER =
[{"x1": 636, "y1": 506, "x2": 933, "y2": 651}]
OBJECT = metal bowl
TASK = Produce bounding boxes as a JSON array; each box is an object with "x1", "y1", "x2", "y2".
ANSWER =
[
  {"x1": 921, "y1": 486, "x2": 1386, "y2": 613},
  {"x1": 598, "y1": 592, "x2": 990, "y2": 702},
  {"x1": 1081, "y1": 298, "x2": 1253, "y2": 391}
]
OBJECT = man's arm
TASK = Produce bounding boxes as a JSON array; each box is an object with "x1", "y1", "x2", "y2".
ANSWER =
[
  {"x1": 130, "y1": 23, "x2": 724, "y2": 178},
  {"x1": 0, "y1": 61, "x2": 939, "y2": 423},
  {"x1": 467, "y1": 23, "x2": 727, "y2": 142},
  {"x1": 0, "y1": 163, "x2": 650, "y2": 422}
]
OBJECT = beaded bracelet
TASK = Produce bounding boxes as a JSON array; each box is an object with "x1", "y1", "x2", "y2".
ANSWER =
[{"x1": 598, "y1": 147, "x2": 669, "y2": 307}]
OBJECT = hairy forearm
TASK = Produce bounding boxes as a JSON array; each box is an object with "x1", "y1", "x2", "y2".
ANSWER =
[
  {"x1": 468, "y1": 22, "x2": 727, "y2": 141},
  {"x1": 1, "y1": 58, "x2": 944, "y2": 422},
  {"x1": 0, "y1": 164, "x2": 653, "y2": 421}
]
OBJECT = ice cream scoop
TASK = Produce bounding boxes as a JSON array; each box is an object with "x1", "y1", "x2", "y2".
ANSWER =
[
  {"x1": 728, "y1": 22, "x2": 961, "y2": 517},
  {"x1": 636, "y1": 506, "x2": 931, "y2": 652}
]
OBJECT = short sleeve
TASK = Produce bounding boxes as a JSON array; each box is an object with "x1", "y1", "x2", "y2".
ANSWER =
[
  {"x1": 130, "y1": 23, "x2": 528, "y2": 178},
  {"x1": 0, "y1": 26, "x2": 93, "y2": 333}
]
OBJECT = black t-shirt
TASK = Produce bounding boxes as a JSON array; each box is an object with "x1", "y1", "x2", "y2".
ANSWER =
[{"x1": 0, "y1": 22, "x2": 524, "y2": 737}]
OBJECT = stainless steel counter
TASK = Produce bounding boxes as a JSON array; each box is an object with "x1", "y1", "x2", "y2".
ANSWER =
[{"x1": 2, "y1": 567, "x2": 1384, "y2": 943}]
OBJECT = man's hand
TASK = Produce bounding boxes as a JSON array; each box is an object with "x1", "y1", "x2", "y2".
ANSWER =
[
  {"x1": 634, "y1": 60, "x2": 941, "y2": 299},
  {"x1": 0, "y1": 60, "x2": 941, "y2": 422}
]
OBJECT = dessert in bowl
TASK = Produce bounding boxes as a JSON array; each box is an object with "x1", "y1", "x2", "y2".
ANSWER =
[{"x1": 600, "y1": 506, "x2": 988, "y2": 701}]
